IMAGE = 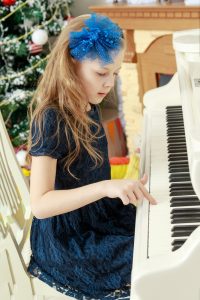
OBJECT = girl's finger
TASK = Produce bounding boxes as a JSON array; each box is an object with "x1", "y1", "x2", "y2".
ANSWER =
[
  {"x1": 127, "y1": 191, "x2": 137, "y2": 206},
  {"x1": 139, "y1": 183, "x2": 157, "y2": 205},
  {"x1": 120, "y1": 192, "x2": 130, "y2": 206},
  {"x1": 140, "y1": 173, "x2": 148, "y2": 185},
  {"x1": 133, "y1": 186, "x2": 144, "y2": 202}
]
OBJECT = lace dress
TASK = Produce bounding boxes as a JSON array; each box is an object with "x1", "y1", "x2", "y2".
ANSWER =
[{"x1": 27, "y1": 104, "x2": 136, "y2": 299}]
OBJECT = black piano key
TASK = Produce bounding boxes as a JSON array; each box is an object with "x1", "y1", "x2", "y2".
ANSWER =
[
  {"x1": 168, "y1": 156, "x2": 188, "y2": 162},
  {"x1": 169, "y1": 178, "x2": 191, "y2": 183},
  {"x1": 168, "y1": 149, "x2": 187, "y2": 154},
  {"x1": 167, "y1": 114, "x2": 183, "y2": 118},
  {"x1": 170, "y1": 187, "x2": 193, "y2": 192},
  {"x1": 167, "y1": 138, "x2": 186, "y2": 142},
  {"x1": 169, "y1": 167, "x2": 189, "y2": 173},
  {"x1": 168, "y1": 151, "x2": 188, "y2": 157},
  {"x1": 168, "y1": 144, "x2": 186, "y2": 149},
  {"x1": 168, "y1": 144, "x2": 186, "y2": 150},
  {"x1": 172, "y1": 225, "x2": 199, "y2": 231},
  {"x1": 167, "y1": 128, "x2": 184, "y2": 131},
  {"x1": 166, "y1": 105, "x2": 182, "y2": 108},
  {"x1": 167, "y1": 129, "x2": 185, "y2": 134},
  {"x1": 170, "y1": 195, "x2": 200, "y2": 206},
  {"x1": 169, "y1": 163, "x2": 189, "y2": 168},
  {"x1": 170, "y1": 173, "x2": 190, "y2": 179},
  {"x1": 169, "y1": 173, "x2": 190, "y2": 177},
  {"x1": 172, "y1": 245, "x2": 182, "y2": 251},
  {"x1": 171, "y1": 239, "x2": 186, "y2": 251},
  {"x1": 170, "y1": 184, "x2": 194, "y2": 189},
  {"x1": 172, "y1": 230, "x2": 195, "y2": 237},
  {"x1": 171, "y1": 207, "x2": 200, "y2": 212},
  {"x1": 167, "y1": 115, "x2": 183, "y2": 119},
  {"x1": 171, "y1": 225, "x2": 199, "y2": 237},
  {"x1": 168, "y1": 135, "x2": 185, "y2": 139},
  {"x1": 167, "y1": 137, "x2": 185, "y2": 142},
  {"x1": 169, "y1": 183, "x2": 192, "y2": 188},
  {"x1": 170, "y1": 201, "x2": 200, "y2": 207},
  {"x1": 171, "y1": 239, "x2": 186, "y2": 246},
  {"x1": 171, "y1": 212, "x2": 200, "y2": 218},
  {"x1": 171, "y1": 217, "x2": 200, "y2": 224},
  {"x1": 167, "y1": 132, "x2": 185, "y2": 137},
  {"x1": 167, "y1": 123, "x2": 184, "y2": 126},
  {"x1": 170, "y1": 196, "x2": 199, "y2": 202},
  {"x1": 170, "y1": 190, "x2": 196, "y2": 196}
]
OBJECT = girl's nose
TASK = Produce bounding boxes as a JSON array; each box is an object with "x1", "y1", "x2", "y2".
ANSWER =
[{"x1": 103, "y1": 75, "x2": 115, "y2": 89}]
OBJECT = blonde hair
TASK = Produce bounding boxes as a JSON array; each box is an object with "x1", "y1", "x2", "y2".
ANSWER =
[{"x1": 27, "y1": 14, "x2": 124, "y2": 179}]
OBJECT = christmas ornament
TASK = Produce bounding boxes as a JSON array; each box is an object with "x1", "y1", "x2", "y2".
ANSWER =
[
  {"x1": 1, "y1": 1, "x2": 73, "y2": 148},
  {"x1": 16, "y1": 149, "x2": 28, "y2": 167},
  {"x1": 31, "y1": 29, "x2": 48, "y2": 46},
  {"x1": 2, "y1": 0, "x2": 16, "y2": 6},
  {"x1": 22, "y1": 167, "x2": 31, "y2": 177}
]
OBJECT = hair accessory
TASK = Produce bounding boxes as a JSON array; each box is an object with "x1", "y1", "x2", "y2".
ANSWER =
[{"x1": 69, "y1": 13, "x2": 123, "y2": 64}]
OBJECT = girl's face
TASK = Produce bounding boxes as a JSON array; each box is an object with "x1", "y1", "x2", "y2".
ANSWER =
[{"x1": 75, "y1": 49, "x2": 124, "y2": 111}]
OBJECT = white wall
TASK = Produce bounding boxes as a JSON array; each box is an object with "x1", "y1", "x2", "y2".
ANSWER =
[
  {"x1": 70, "y1": 0, "x2": 183, "y2": 16},
  {"x1": 70, "y1": 0, "x2": 112, "y2": 17}
]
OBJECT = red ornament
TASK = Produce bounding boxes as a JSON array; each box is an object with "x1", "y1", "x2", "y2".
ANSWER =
[
  {"x1": 64, "y1": 15, "x2": 74, "y2": 23},
  {"x1": 28, "y1": 41, "x2": 43, "y2": 55},
  {"x1": 2, "y1": 0, "x2": 16, "y2": 6}
]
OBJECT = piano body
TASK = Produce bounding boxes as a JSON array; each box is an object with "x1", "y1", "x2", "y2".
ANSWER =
[{"x1": 131, "y1": 29, "x2": 200, "y2": 300}]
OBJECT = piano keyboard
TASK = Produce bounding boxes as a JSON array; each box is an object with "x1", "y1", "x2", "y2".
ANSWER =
[
  {"x1": 167, "y1": 106, "x2": 200, "y2": 251},
  {"x1": 148, "y1": 105, "x2": 200, "y2": 258}
]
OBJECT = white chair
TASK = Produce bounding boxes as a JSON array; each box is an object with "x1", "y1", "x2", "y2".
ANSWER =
[
  {"x1": 0, "y1": 217, "x2": 73, "y2": 300},
  {"x1": 0, "y1": 112, "x2": 73, "y2": 299}
]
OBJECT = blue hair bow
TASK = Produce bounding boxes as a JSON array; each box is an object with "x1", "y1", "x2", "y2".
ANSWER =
[{"x1": 69, "y1": 13, "x2": 123, "y2": 65}]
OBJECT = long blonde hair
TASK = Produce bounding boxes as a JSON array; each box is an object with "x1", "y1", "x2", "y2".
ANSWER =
[{"x1": 27, "y1": 14, "x2": 124, "y2": 179}]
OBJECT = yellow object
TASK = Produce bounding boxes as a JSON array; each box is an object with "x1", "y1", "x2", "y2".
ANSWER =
[
  {"x1": 21, "y1": 167, "x2": 31, "y2": 177},
  {"x1": 111, "y1": 153, "x2": 140, "y2": 180},
  {"x1": 111, "y1": 164, "x2": 128, "y2": 179}
]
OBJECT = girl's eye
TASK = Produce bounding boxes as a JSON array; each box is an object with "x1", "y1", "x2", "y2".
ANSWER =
[
  {"x1": 97, "y1": 72, "x2": 106, "y2": 76},
  {"x1": 97, "y1": 72, "x2": 119, "y2": 77}
]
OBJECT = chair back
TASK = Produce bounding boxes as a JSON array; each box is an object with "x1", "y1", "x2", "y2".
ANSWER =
[
  {"x1": 0, "y1": 112, "x2": 32, "y2": 250},
  {"x1": 0, "y1": 217, "x2": 33, "y2": 300}
]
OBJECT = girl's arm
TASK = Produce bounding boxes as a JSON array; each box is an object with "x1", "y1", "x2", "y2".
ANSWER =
[
  {"x1": 30, "y1": 156, "x2": 105, "y2": 219},
  {"x1": 30, "y1": 156, "x2": 156, "y2": 219}
]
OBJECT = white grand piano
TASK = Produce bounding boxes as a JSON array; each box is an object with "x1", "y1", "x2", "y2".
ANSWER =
[{"x1": 131, "y1": 29, "x2": 200, "y2": 300}]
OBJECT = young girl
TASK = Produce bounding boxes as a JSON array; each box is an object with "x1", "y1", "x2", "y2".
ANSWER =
[{"x1": 27, "y1": 13, "x2": 156, "y2": 300}]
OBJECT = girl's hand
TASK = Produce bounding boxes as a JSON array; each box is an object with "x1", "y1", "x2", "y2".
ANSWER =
[{"x1": 104, "y1": 174, "x2": 157, "y2": 206}]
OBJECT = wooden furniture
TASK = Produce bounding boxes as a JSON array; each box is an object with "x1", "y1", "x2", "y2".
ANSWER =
[
  {"x1": 90, "y1": 3, "x2": 200, "y2": 101},
  {"x1": 90, "y1": 3, "x2": 200, "y2": 62},
  {"x1": 137, "y1": 34, "x2": 177, "y2": 104}
]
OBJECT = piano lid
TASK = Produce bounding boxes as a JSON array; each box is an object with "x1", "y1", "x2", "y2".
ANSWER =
[{"x1": 173, "y1": 29, "x2": 200, "y2": 200}]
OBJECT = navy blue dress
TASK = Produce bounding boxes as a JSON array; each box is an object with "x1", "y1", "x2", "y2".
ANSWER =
[{"x1": 27, "y1": 104, "x2": 136, "y2": 300}]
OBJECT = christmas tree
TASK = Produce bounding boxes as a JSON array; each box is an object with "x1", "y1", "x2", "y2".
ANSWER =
[{"x1": 0, "y1": 0, "x2": 73, "y2": 148}]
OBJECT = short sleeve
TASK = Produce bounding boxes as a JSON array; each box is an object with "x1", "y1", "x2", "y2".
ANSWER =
[{"x1": 29, "y1": 108, "x2": 67, "y2": 159}]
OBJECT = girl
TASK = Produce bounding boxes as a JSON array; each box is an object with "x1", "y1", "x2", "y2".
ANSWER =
[{"x1": 27, "y1": 13, "x2": 157, "y2": 300}]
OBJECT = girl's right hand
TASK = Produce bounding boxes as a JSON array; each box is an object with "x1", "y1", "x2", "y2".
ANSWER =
[{"x1": 104, "y1": 174, "x2": 157, "y2": 206}]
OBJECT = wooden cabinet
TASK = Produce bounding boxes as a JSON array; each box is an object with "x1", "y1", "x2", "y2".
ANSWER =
[{"x1": 90, "y1": 3, "x2": 200, "y2": 104}]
